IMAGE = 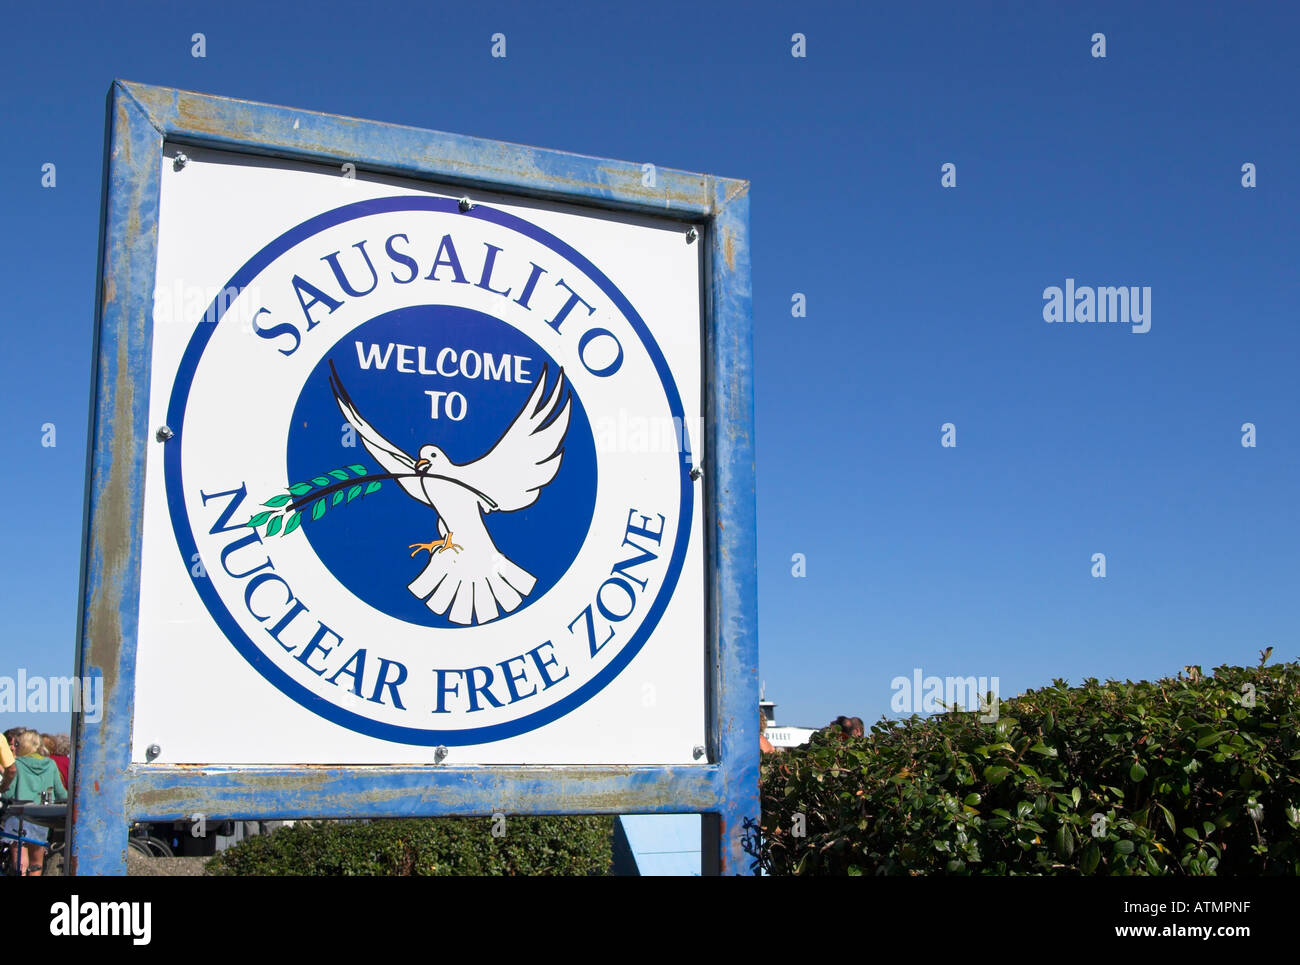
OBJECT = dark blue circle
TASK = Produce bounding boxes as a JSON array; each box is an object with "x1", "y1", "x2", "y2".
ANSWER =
[
  {"x1": 287, "y1": 305, "x2": 596, "y2": 628},
  {"x1": 165, "y1": 195, "x2": 694, "y2": 746}
]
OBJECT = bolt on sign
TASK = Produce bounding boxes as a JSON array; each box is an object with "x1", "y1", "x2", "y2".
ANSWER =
[{"x1": 71, "y1": 82, "x2": 757, "y2": 874}]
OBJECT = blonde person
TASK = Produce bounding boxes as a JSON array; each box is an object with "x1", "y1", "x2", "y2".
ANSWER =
[
  {"x1": 3, "y1": 730, "x2": 67, "y2": 876},
  {"x1": 0, "y1": 733, "x2": 13, "y2": 795}
]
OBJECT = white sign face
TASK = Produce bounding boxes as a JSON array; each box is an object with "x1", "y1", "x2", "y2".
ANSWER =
[{"x1": 131, "y1": 146, "x2": 706, "y2": 764}]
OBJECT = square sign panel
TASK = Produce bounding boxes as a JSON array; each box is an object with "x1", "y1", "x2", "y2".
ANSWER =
[
  {"x1": 133, "y1": 145, "x2": 706, "y2": 764},
  {"x1": 75, "y1": 81, "x2": 755, "y2": 875}
]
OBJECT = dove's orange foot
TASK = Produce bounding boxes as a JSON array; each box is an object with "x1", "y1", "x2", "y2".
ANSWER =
[{"x1": 409, "y1": 534, "x2": 462, "y2": 557}]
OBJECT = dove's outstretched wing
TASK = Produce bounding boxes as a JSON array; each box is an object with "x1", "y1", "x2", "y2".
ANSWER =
[
  {"x1": 328, "y1": 360, "x2": 428, "y2": 505},
  {"x1": 457, "y1": 366, "x2": 571, "y2": 513}
]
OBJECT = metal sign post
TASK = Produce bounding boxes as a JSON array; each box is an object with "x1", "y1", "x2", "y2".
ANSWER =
[{"x1": 71, "y1": 80, "x2": 756, "y2": 874}]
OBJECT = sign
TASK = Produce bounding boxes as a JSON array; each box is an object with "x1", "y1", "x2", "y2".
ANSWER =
[
  {"x1": 73, "y1": 82, "x2": 755, "y2": 873},
  {"x1": 137, "y1": 153, "x2": 704, "y2": 761}
]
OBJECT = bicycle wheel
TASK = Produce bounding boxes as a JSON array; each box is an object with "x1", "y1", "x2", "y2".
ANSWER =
[
  {"x1": 128, "y1": 837, "x2": 153, "y2": 857},
  {"x1": 143, "y1": 836, "x2": 174, "y2": 858}
]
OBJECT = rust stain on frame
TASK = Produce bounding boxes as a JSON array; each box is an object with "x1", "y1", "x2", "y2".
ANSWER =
[{"x1": 131, "y1": 83, "x2": 715, "y2": 213}]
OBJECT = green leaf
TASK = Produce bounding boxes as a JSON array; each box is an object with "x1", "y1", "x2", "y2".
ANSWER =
[
  {"x1": 346, "y1": 484, "x2": 363, "y2": 502},
  {"x1": 963, "y1": 793, "x2": 981, "y2": 807},
  {"x1": 284, "y1": 512, "x2": 302, "y2": 535},
  {"x1": 1115, "y1": 839, "x2": 1134, "y2": 855},
  {"x1": 1081, "y1": 842, "x2": 1101, "y2": 874},
  {"x1": 1071, "y1": 787, "x2": 1082, "y2": 809},
  {"x1": 246, "y1": 511, "x2": 272, "y2": 529},
  {"x1": 1156, "y1": 803, "x2": 1176, "y2": 835},
  {"x1": 364, "y1": 481, "x2": 383, "y2": 495},
  {"x1": 348, "y1": 464, "x2": 367, "y2": 476},
  {"x1": 983, "y1": 765, "x2": 1012, "y2": 785},
  {"x1": 1053, "y1": 824, "x2": 1075, "y2": 859},
  {"x1": 329, "y1": 469, "x2": 350, "y2": 481},
  {"x1": 289, "y1": 482, "x2": 313, "y2": 495},
  {"x1": 262, "y1": 494, "x2": 293, "y2": 508},
  {"x1": 266, "y1": 515, "x2": 283, "y2": 537},
  {"x1": 332, "y1": 490, "x2": 345, "y2": 506},
  {"x1": 312, "y1": 476, "x2": 332, "y2": 487},
  {"x1": 312, "y1": 498, "x2": 328, "y2": 521},
  {"x1": 1130, "y1": 761, "x2": 1148, "y2": 782},
  {"x1": 1030, "y1": 742, "x2": 1058, "y2": 757}
]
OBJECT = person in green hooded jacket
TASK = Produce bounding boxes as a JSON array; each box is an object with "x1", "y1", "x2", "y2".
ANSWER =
[{"x1": 3, "y1": 729, "x2": 66, "y2": 876}]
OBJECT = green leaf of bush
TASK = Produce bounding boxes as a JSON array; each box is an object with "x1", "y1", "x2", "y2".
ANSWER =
[
  {"x1": 759, "y1": 660, "x2": 1300, "y2": 876},
  {"x1": 206, "y1": 817, "x2": 614, "y2": 877},
  {"x1": 1053, "y1": 824, "x2": 1075, "y2": 859},
  {"x1": 1156, "y1": 803, "x2": 1176, "y2": 835},
  {"x1": 1081, "y1": 843, "x2": 1101, "y2": 874}
]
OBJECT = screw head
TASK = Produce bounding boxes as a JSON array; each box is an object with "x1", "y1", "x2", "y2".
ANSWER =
[
  {"x1": 173, "y1": 153, "x2": 188, "y2": 171},
  {"x1": 434, "y1": 745, "x2": 449, "y2": 763},
  {"x1": 685, "y1": 226, "x2": 698, "y2": 243},
  {"x1": 155, "y1": 425, "x2": 174, "y2": 442},
  {"x1": 458, "y1": 196, "x2": 474, "y2": 212},
  {"x1": 692, "y1": 745, "x2": 706, "y2": 760},
  {"x1": 146, "y1": 744, "x2": 161, "y2": 761},
  {"x1": 689, "y1": 465, "x2": 703, "y2": 482}
]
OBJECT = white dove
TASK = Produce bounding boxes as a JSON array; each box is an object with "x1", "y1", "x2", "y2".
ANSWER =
[{"x1": 328, "y1": 359, "x2": 572, "y2": 626}]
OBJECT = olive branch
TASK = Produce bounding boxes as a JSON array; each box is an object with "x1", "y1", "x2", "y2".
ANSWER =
[
  {"x1": 245, "y1": 464, "x2": 385, "y2": 537},
  {"x1": 245, "y1": 462, "x2": 502, "y2": 538}
]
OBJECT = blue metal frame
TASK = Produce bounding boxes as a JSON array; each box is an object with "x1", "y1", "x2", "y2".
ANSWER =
[{"x1": 71, "y1": 80, "x2": 756, "y2": 875}]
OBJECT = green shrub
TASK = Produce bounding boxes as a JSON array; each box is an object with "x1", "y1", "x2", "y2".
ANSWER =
[
  {"x1": 206, "y1": 816, "x2": 614, "y2": 876},
  {"x1": 761, "y1": 659, "x2": 1300, "y2": 875}
]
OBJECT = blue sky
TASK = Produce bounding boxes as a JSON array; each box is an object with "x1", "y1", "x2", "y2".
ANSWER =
[{"x1": 2, "y1": 1, "x2": 1297, "y2": 733}]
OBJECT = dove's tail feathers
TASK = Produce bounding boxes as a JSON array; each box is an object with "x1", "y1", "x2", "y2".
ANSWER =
[
  {"x1": 470, "y1": 578, "x2": 499, "y2": 625},
  {"x1": 408, "y1": 562, "x2": 458, "y2": 614},
  {"x1": 448, "y1": 581, "x2": 475, "y2": 626},
  {"x1": 407, "y1": 552, "x2": 537, "y2": 626},
  {"x1": 486, "y1": 571, "x2": 523, "y2": 614},
  {"x1": 493, "y1": 557, "x2": 536, "y2": 599}
]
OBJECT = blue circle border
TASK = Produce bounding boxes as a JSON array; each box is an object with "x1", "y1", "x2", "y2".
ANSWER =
[{"x1": 165, "y1": 196, "x2": 694, "y2": 746}]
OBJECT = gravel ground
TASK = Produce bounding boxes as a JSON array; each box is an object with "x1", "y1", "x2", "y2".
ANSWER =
[{"x1": 126, "y1": 852, "x2": 212, "y2": 876}]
